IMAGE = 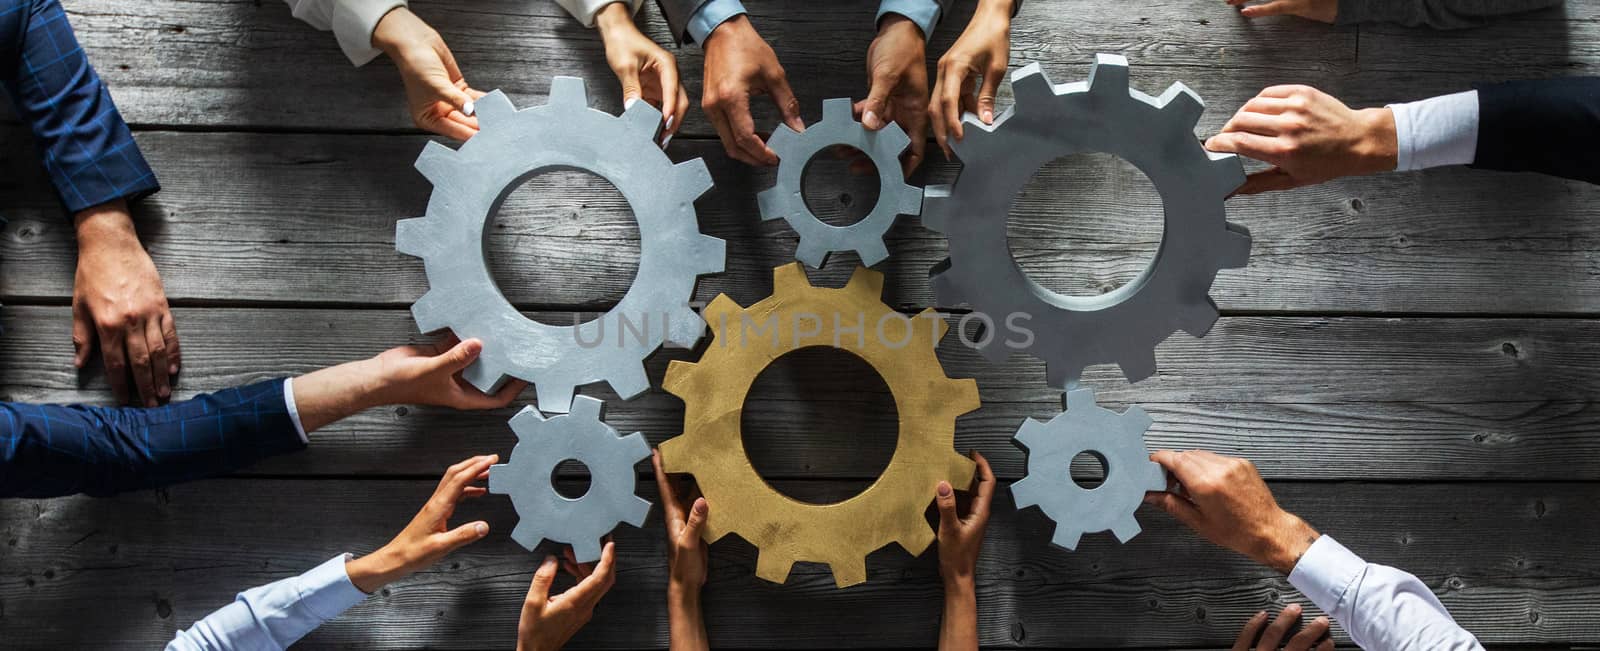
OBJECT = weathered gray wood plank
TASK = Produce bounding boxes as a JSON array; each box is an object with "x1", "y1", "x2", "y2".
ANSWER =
[
  {"x1": 4, "y1": 130, "x2": 1597, "y2": 314},
  {"x1": 2, "y1": 305, "x2": 1597, "y2": 480},
  {"x1": 2, "y1": 478, "x2": 1596, "y2": 648},
  {"x1": 37, "y1": 0, "x2": 1354, "y2": 134}
]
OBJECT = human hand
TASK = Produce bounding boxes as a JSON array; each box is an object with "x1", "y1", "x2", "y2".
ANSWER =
[
  {"x1": 1144, "y1": 450, "x2": 1321, "y2": 574},
  {"x1": 701, "y1": 15, "x2": 804, "y2": 166},
  {"x1": 930, "y1": 0, "x2": 1012, "y2": 159},
  {"x1": 72, "y1": 200, "x2": 179, "y2": 407},
  {"x1": 1232, "y1": 605, "x2": 1334, "y2": 651},
  {"x1": 372, "y1": 7, "x2": 485, "y2": 141},
  {"x1": 1205, "y1": 85, "x2": 1397, "y2": 194},
  {"x1": 369, "y1": 335, "x2": 528, "y2": 409},
  {"x1": 346, "y1": 455, "x2": 496, "y2": 593},
  {"x1": 1225, "y1": 0, "x2": 1338, "y2": 23},
  {"x1": 517, "y1": 541, "x2": 618, "y2": 651},
  {"x1": 935, "y1": 451, "x2": 994, "y2": 582},
  {"x1": 596, "y1": 3, "x2": 686, "y2": 145},
  {"x1": 857, "y1": 14, "x2": 929, "y2": 176},
  {"x1": 653, "y1": 450, "x2": 710, "y2": 651}
]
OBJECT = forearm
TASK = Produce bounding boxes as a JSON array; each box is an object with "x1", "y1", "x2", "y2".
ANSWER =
[
  {"x1": 1337, "y1": 0, "x2": 1562, "y2": 28},
  {"x1": 1469, "y1": 76, "x2": 1600, "y2": 184},
  {"x1": 168, "y1": 554, "x2": 371, "y2": 651},
  {"x1": 1289, "y1": 536, "x2": 1484, "y2": 651},
  {"x1": 937, "y1": 576, "x2": 978, "y2": 651},
  {"x1": 290, "y1": 355, "x2": 393, "y2": 433},
  {"x1": 667, "y1": 584, "x2": 710, "y2": 651}
]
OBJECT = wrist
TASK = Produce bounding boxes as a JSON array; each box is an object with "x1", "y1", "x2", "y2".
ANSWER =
[
  {"x1": 702, "y1": 13, "x2": 752, "y2": 48},
  {"x1": 974, "y1": 0, "x2": 1015, "y2": 20},
  {"x1": 73, "y1": 201, "x2": 138, "y2": 252},
  {"x1": 940, "y1": 567, "x2": 976, "y2": 594},
  {"x1": 877, "y1": 13, "x2": 923, "y2": 39},
  {"x1": 371, "y1": 7, "x2": 420, "y2": 56},
  {"x1": 594, "y1": 2, "x2": 634, "y2": 37},
  {"x1": 1356, "y1": 107, "x2": 1400, "y2": 173},
  {"x1": 1258, "y1": 512, "x2": 1321, "y2": 575},
  {"x1": 346, "y1": 545, "x2": 411, "y2": 593},
  {"x1": 668, "y1": 580, "x2": 703, "y2": 607}
]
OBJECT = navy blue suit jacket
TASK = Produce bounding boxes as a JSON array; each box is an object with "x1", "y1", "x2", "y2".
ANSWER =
[
  {"x1": 1472, "y1": 77, "x2": 1600, "y2": 185},
  {"x1": 0, "y1": 379, "x2": 306, "y2": 498},
  {"x1": 1, "y1": 0, "x2": 159, "y2": 213}
]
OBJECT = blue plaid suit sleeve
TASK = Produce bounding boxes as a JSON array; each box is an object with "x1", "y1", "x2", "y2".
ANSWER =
[
  {"x1": 0, "y1": 379, "x2": 306, "y2": 498},
  {"x1": 0, "y1": 0, "x2": 159, "y2": 214}
]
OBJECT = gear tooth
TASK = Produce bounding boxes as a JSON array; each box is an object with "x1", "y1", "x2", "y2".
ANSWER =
[
  {"x1": 620, "y1": 432, "x2": 653, "y2": 464},
  {"x1": 624, "y1": 494, "x2": 653, "y2": 527},
  {"x1": 694, "y1": 234, "x2": 727, "y2": 272},
  {"x1": 673, "y1": 158, "x2": 715, "y2": 200},
  {"x1": 472, "y1": 90, "x2": 518, "y2": 127},
  {"x1": 873, "y1": 120, "x2": 912, "y2": 157},
  {"x1": 568, "y1": 395, "x2": 604, "y2": 422},
  {"x1": 1065, "y1": 387, "x2": 1097, "y2": 412},
  {"x1": 1045, "y1": 359, "x2": 1084, "y2": 390},
  {"x1": 846, "y1": 266, "x2": 886, "y2": 296},
  {"x1": 1222, "y1": 222, "x2": 1253, "y2": 268},
  {"x1": 1050, "y1": 525, "x2": 1084, "y2": 551},
  {"x1": 394, "y1": 217, "x2": 435, "y2": 258},
  {"x1": 929, "y1": 263, "x2": 968, "y2": 309},
  {"x1": 1087, "y1": 53, "x2": 1131, "y2": 96},
  {"x1": 1181, "y1": 298, "x2": 1221, "y2": 337},
  {"x1": 700, "y1": 294, "x2": 742, "y2": 329},
  {"x1": 1013, "y1": 418, "x2": 1049, "y2": 451},
  {"x1": 462, "y1": 360, "x2": 509, "y2": 394},
  {"x1": 947, "y1": 115, "x2": 990, "y2": 162},
  {"x1": 487, "y1": 462, "x2": 513, "y2": 495},
  {"x1": 755, "y1": 549, "x2": 797, "y2": 584},
  {"x1": 894, "y1": 185, "x2": 924, "y2": 217},
  {"x1": 606, "y1": 362, "x2": 651, "y2": 401},
  {"x1": 1122, "y1": 405, "x2": 1154, "y2": 434},
  {"x1": 621, "y1": 98, "x2": 664, "y2": 139},
  {"x1": 1210, "y1": 152, "x2": 1247, "y2": 196},
  {"x1": 945, "y1": 378, "x2": 981, "y2": 417},
  {"x1": 1118, "y1": 350, "x2": 1159, "y2": 384},
  {"x1": 511, "y1": 519, "x2": 545, "y2": 551},
  {"x1": 1011, "y1": 475, "x2": 1043, "y2": 509},
  {"x1": 916, "y1": 307, "x2": 950, "y2": 341},
  {"x1": 509, "y1": 404, "x2": 548, "y2": 432},
  {"x1": 856, "y1": 238, "x2": 890, "y2": 267},
  {"x1": 548, "y1": 76, "x2": 589, "y2": 109},
  {"x1": 413, "y1": 140, "x2": 458, "y2": 184},
  {"x1": 410, "y1": 290, "x2": 455, "y2": 334},
  {"x1": 772, "y1": 262, "x2": 811, "y2": 291},
  {"x1": 756, "y1": 187, "x2": 796, "y2": 221},
  {"x1": 1136, "y1": 457, "x2": 1168, "y2": 491},
  {"x1": 1111, "y1": 518, "x2": 1144, "y2": 544},
  {"x1": 535, "y1": 381, "x2": 578, "y2": 414},
  {"x1": 766, "y1": 123, "x2": 801, "y2": 154},
  {"x1": 822, "y1": 97, "x2": 854, "y2": 123},
  {"x1": 794, "y1": 238, "x2": 831, "y2": 268},
  {"x1": 1009, "y1": 62, "x2": 1057, "y2": 112},
  {"x1": 920, "y1": 185, "x2": 952, "y2": 233},
  {"x1": 656, "y1": 435, "x2": 689, "y2": 472},
  {"x1": 664, "y1": 306, "x2": 707, "y2": 349},
  {"x1": 829, "y1": 557, "x2": 869, "y2": 588},
  {"x1": 896, "y1": 522, "x2": 936, "y2": 556},
  {"x1": 661, "y1": 359, "x2": 698, "y2": 396},
  {"x1": 571, "y1": 537, "x2": 605, "y2": 564},
  {"x1": 1157, "y1": 81, "x2": 1205, "y2": 128}
]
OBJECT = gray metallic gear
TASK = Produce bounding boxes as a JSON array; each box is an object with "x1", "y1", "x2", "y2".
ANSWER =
[
  {"x1": 488, "y1": 396, "x2": 652, "y2": 563},
  {"x1": 1011, "y1": 387, "x2": 1166, "y2": 551},
  {"x1": 922, "y1": 54, "x2": 1251, "y2": 388},
  {"x1": 756, "y1": 98, "x2": 922, "y2": 267},
  {"x1": 395, "y1": 77, "x2": 726, "y2": 413}
]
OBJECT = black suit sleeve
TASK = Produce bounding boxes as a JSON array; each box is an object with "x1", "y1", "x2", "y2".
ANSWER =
[
  {"x1": 654, "y1": 0, "x2": 710, "y2": 45},
  {"x1": 1470, "y1": 77, "x2": 1600, "y2": 185}
]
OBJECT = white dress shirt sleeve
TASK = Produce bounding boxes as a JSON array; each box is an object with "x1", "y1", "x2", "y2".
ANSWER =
[
  {"x1": 282, "y1": 376, "x2": 309, "y2": 444},
  {"x1": 166, "y1": 554, "x2": 371, "y2": 651},
  {"x1": 283, "y1": 0, "x2": 408, "y2": 66},
  {"x1": 1388, "y1": 90, "x2": 1480, "y2": 172},
  {"x1": 1288, "y1": 536, "x2": 1484, "y2": 651},
  {"x1": 554, "y1": 0, "x2": 647, "y2": 28}
]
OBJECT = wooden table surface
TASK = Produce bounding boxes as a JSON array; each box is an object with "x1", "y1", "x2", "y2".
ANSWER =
[{"x1": 3, "y1": 0, "x2": 1599, "y2": 648}]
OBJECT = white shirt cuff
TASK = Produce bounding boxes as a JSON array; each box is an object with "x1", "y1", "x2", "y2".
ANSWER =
[
  {"x1": 283, "y1": 377, "x2": 309, "y2": 444},
  {"x1": 1388, "y1": 90, "x2": 1480, "y2": 172},
  {"x1": 555, "y1": 0, "x2": 645, "y2": 28},
  {"x1": 301, "y1": 554, "x2": 373, "y2": 618},
  {"x1": 687, "y1": 0, "x2": 749, "y2": 45},
  {"x1": 877, "y1": 0, "x2": 942, "y2": 39},
  {"x1": 1287, "y1": 535, "x2": 1367, "y2": 616},
  {"x1": 331, "y1": 0, "x2": 407, "y2": 66}
]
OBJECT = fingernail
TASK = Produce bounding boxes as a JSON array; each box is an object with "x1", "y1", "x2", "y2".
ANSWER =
[
  {"x1": 625, "y1": 97, "x2": 638, "y2": 109},
  {"x1": 937, "y1": 481, "x2": 952, "y2": 497},
  {"x1": 982, "y1": 108, "x2": 993, "y2": 123},
  {"x1": 664, "y1": 115, "x2": 675, "y2": 131},
  {"x1": 863, "y1": 110, "x2": 880, "y2": 128},
  {"x1": 693, "y1": 498, "x2": 707, "y2": 514},
  {"x1": 474, "y1": 522, "x2": 488, "y2": 536},
  {"x1": 462, "y1": 100, "x2": 475, "y2": 116},
  {"x1": 169, "y1": 364, "x2": 179, "y2": 374},
  {"x1": 1286, "y1": 603, "x2": 1301, "y2": 613}
]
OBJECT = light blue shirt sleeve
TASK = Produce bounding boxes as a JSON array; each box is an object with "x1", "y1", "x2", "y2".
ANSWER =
[
  {"x1": 685, "y1": 0, "x2": 748, "y2": 45},
  {"x1": 877, "y1": 0, "x2": 943, "y2": 38},
  {"x1": 1288, "y1": 536, "x2": 1484, "y2": 651},
  {"x1": 166, "y1": 554, "x2": 371, "y2": 651}
]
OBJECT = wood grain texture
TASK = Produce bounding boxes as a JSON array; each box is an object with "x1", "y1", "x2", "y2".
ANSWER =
[
  {"x1": 4, "y1": 130, "x2": 1598, "y2": 314},
  {"x1": 2, "y1": 305, "x2": 1597, "y2": 480}
]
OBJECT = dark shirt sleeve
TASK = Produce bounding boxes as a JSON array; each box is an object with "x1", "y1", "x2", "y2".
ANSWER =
[
  {"x1": 0, "y1": 0, "x2": 159, "y2": 214},
  {"x1": 1337, "y1": 0, "x2": 1563, "y2": 29},
  {"x1": 0, "y1": 379, "x2": 306, "y2": 498},
  {"x1": 654, "y1": 0, "x2": 709, "y2": 45},
  {"x1": 1470, "y1": 77, "x2": 1600, "y2": 185}
]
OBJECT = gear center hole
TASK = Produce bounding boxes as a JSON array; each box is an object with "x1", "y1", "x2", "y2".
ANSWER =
[
  {"x1": 801, "y1": 147, "x2": 881, "y2": 227},
  {"x1": 1071, "y1": 451, "x2": 1108, "y2": 490},
  {"x1": 489, "y1": 169, "x2": 640, "y2": 324},
  {"x1": 551, "y1": 458, "x2": 593, "y2": 500},
  {"x1": 740, "y1": 347, "x2": 898, "y2": 504},
  {"x1": 1008, "y1": 153, "x2": 1164, "y2": 302}
]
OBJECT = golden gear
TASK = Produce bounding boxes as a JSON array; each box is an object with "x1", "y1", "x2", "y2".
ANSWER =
[{"x1": 659, "y1": 263, "x2": 980, "y2": 588}]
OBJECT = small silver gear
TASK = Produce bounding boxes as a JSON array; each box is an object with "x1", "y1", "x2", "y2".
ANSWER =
[
  {"x1": 922, "y1": 54, "x2": 1251, "y2": 388},
  {"x1": 1011, "y1": 387, "x2": 1166, "y2": 550},
  {"x1": 396, "y1": 77, "x2": 726, "y2": 413},
  {"x1": 488, "y1": 396, "x2": 652, "y2": 563},
  {"x1": 757, "y1": 98, "x2": 922, "y2": 267}
]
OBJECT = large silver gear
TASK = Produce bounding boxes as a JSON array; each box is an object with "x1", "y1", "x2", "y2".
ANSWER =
[
  {"x1": 488, "y1": 396, "x2": 652, "y2": 563},
  {"x1": 922, "y1": 54, "x2": 1252, "y2": 388},
  {"x1": 1011, "y1": 387, "x2": 1165, "y2": 550},
  {"x1": 395, "y1": 77, "x2": 726, "y2": 413},
  {"x1": 756, "y1": 98, "x2": 922, "y2": 267}
]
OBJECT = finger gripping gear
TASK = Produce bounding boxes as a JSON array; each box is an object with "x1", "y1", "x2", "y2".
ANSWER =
[
  {"x1": 1011, "y1": 388, "x2": 1166, "y2": 550},
  {"x1": 488, "y1": 396, "x2": 652, "y2": 563},
  {"x1": 757, "y1": 98, "x2": 922, "y2": 268},
  {"x1": 658, "y1": 263, "x2": 979, "y2": 588},
  {"x1": 922, "y1": 55, "x2": 1252, "y2": 387},
  {"x1": 396, "y1": 77, "x2": 726, "y2": 413}
]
